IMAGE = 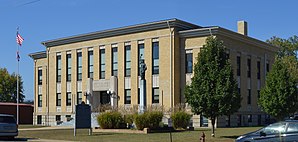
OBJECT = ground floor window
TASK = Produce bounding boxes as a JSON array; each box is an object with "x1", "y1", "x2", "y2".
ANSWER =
[
  {"x1": 152, "y1": 87, "x2": 159, "y2": 104},
  {"x1": 66, "y1": 115, "x2": 72, "y2": 122},
  {"x1": 225, "y1": 115, "x2": 230, "y2": 127},
  {"x1": 200, "y1": 115, "x2": 208, "y2": 127},
  {"x1": 125, "y1": 89, "x2": 131, "y2": 104},
  {"x1": 77, "y1": 92, "x2": 82, "y2": 104},
  {"x1": 237, "y1": 115, "x2": 242, "y2": 127},
  {"x1": 37, "y1": 115, "x2": 42, "y2": 125}
]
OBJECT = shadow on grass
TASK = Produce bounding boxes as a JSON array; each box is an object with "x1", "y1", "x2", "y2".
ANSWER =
[
  {"x1": 220, "y1": 135, "x2": 239, "y2": 139},
  {"x1": 0, "y1": 137, "x2": 38, "y2": 141}
]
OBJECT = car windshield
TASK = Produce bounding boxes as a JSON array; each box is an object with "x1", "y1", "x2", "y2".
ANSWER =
[
  {"x1": 0, "y1": 116, "x2": 16, "y2": 124},
  {"x1": 260, "y1": 122, "x2": 287, "y2": 134}
]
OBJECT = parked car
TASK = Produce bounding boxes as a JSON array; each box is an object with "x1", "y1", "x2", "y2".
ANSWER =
[
  {"x1": 236, "y1": 120, "x2": 298, "y2": 142},
  {"x1": 0, "y1": 114, "x2": 18, "y2": 139}
]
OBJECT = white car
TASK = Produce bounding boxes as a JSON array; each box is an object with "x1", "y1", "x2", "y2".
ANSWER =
[{"x1": 0, "y1": 114, "x2": 18, "y2": 139}]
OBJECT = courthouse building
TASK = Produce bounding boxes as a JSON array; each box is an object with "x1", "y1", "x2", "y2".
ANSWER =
[{"x1": 29, "y1": 18, "x2": 277, "y2": 127}]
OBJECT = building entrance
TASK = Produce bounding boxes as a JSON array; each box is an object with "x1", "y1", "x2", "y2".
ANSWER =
[{"x1": 100, "y1": 91, "x2": 110, "y2": 105}]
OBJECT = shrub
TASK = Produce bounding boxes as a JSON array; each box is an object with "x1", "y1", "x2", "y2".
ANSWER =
[
  {"x1": 124, "y1": 114, "x2": 136, "y2": 128},
  {"x1": 171, "y1": 111, "x2": 192, "y2": 129},
  {"x1": 134, "y1": 111, "x2": 163, "y2": 130},
  {"x1": 97, "y1": 111, "x2": 125, "y2": 129}
]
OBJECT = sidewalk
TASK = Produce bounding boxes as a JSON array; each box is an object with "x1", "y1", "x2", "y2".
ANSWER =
[{"x1": 19, "y1": 126, "x2": 73, "y2": 131}]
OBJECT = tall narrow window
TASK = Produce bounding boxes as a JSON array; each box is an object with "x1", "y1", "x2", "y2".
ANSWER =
[
  {"x1": 257, "y1": 61, "x2": 261, "y2": 79},
  {"x1": 226, "y1": 50, "x2": 230, "y2": 59},
  {"x1": 112, "y1": 47, "x2": 118, "y2": 76},
  {"x1": 247, "y1": 58, "x2": 251, "y2": 78},
  {"x1": 38, "y1": 94, "x2": 42, "y2": 107},
  {"x1": 66, "y1": 92, "x2": 71, "y2": 106},
  {"x1": 247, "y1": 89, "x2": 251, "y2": 105},
  {"x1": 138, "y1": 43, "x2": 144, "y2": 76},
  {"x1": 237, "y1": 55, "x2": 241, "y2": 76},
  {"x1": 56, "y1": 93, "x2": 61, "y2": 106},
  {"x1": 56, "y1": 54, "x2": 61, "y2": 82},
  {"x1": 138, "y1": 88, "x2": 140, "y2": 104},
  {"x1": 152, "y1": 87, "x2": 159, "y2": 104},
  {"x1": 100, "y1": 49, "x2": 105, "y2": 79},
  {"x1": 185, "y1": 52, "x2": 193, "y2": 73},
  {"x1": 257, "y1": 90, "x2": 260, "y2": 99},
  {"x1": 38, "y1": 68, "x2": 42, "y2": 85},
  {"x1": 77, "y1": 92, "x2": 82, "y2": 104},
  {"x1": 77, "y1": 52, "x2": 82, "y2": 81},
  {"x1": 152, "y1": 40, "x2": 159, "y2": 74},
  {"x1": 125, "y1": 45, "x2": 131, "y2": 77},
  {"x1": 37, "y1": 115, "x2": 42, "y2": 124},
  {"x1": 66, "y1": 54, "x2": 71, "y2": 81},
  {"x1": 125, "y1": 89, "x2": 131, "y2": 104},
  {"x1": 266, "y1": 61, "x2": 270, "y2": 73},
  {"x1": 88, "y1": 50, "x2": 94, "y2": 78}
]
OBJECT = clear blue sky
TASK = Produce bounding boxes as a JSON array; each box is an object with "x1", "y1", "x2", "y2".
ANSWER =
[{"x1": 0, "y1": 0, "x2": 297, "y2": 101}]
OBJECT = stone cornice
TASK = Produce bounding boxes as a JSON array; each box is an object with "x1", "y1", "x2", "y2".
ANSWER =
[
  {"x1": 179, "y1": 27, "x2": 279, "y2": 52},
  {"x1": 28, "y1": 51, "x2": 46, "y2": 60},
  {"x1": 42, "y1": 18, "x2": 200, "y2": 47}
]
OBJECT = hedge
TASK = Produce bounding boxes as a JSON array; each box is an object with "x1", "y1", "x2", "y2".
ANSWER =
[
  {"x1": 97, "y1": 111, "x2": 125, "y2": 129},
  {"x1": 171, "y1": 111, "x2": 191, "y2": 129},
  {"x1": 134, "y1": 111, "x2": 163, "y2": 130}
]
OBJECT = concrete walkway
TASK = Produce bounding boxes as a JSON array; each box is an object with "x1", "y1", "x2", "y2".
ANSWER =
[{"x1": 19, "y1": 126, "x2": 73, "y2": 131}]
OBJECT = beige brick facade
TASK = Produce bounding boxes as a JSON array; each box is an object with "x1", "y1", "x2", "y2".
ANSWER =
[{"x1": 30, "y1": 19, "x2": 277, "y2": 127}]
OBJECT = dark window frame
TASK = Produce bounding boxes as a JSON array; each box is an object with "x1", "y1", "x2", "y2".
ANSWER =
[
  {"x1": 124, "y1": 89, "x2": 131, "y2": 104},
  {"x1": 38, "y1": 94, "x2": 42, "y2": 107},
  {"x1": 56, "y1": 93, "x2": 61, "y2": 106},
  {"x1": 112, "y1": 47, "x2": 118, "y2": 76},
  {"x1": 185, "y1": 52, "x2": 193, "y2": 73},
  {"x1": 237, "y1": 56, "x2": 241, "y2": 76},
  {"x1": 138, "y1": 43, "x2": 145, "y2": 76},
  {"x1": 152, "y1": 87, "x2": 159, "y2": 104},
  {"x1": 257, "y1": 61, "x2": 261, "y2": 79},
  {"x1": 77, "y1": 92, "x2": 82, "y2": 104},
  {"x1": 125, "y1": 45, "x2": 131, "y2": 77},
  {"x1": 66, "y1": 92, "x2": 71, "y2": 106},
  {"x1": 56, "y1": 55, "x2": 61, "y2": 82},
  {"x1": 88, "y1": 50, "x2": 94, "y2": 78},
  {"x1": 152, "y1": 41, "x2": 159, "y2": 74},
  {"x1": 66, "y1": 54, "x2": 71, "y2": 82},
  {"x1": 77, "y1": 52, "x2": 82, "y2": 81},
  {"x1": 247, "y1": 89, "x2": 251, "y2": 105},
  {"x1": 100, "y1": 49, "x2": 105, "y2": 79},
  {"x1": 38, "y1": 69, "x2": 42, "y2": 85},
  {"x1": 247, "y1": 58, "x2": 251, "y2": 78}
]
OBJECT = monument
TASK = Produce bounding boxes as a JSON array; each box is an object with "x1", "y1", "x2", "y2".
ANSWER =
[{"x1": 139, "y1": 55, "x2": 147, "y2": 114}]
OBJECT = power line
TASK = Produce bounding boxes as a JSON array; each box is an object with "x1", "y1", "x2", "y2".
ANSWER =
[{"x1": 17, "y1": 0, "x2": 41, "y2": 7}]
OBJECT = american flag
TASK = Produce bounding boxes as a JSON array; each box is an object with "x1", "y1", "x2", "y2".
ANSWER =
[{"x1": 16, "y1": 32, "x2": 24, "y2": 46}]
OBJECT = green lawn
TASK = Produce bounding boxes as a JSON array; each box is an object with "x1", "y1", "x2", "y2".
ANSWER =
[
  {"x1": 18, "y1": 124, "x2": 46, "y2": 129},
  {"x1": 18, "y1": 127, "x2": 261, "y2": 142}
]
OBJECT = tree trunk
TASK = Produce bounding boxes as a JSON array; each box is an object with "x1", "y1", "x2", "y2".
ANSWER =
[{"x1": 211, "y1": 117, "x2": 216, "y2": 137}]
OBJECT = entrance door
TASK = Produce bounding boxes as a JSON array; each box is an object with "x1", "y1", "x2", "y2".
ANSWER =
[{"x1": 100, "y1": 91, "x2": 110, "y2": 105}]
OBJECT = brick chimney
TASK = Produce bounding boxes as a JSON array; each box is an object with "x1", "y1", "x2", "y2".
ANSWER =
[{"x1": 237, "y1": 21, "x2": 248, "y2": 36}]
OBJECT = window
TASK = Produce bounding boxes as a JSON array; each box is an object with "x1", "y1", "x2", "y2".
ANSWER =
[
  {"x1": 88, "y1": 50, "x2": 94, "y2": 78},
  {"x1": 56, "y1": 54, "x2": 61, "y2": 82},
  {"x1": 138, "y1": 43, "x2": 145, "y2": 76},
  {"x1": 257, "y1": 60, "x2": 261, "y2": 79},
  {"x1": 185, "y1": 52, "x2": 193, "y2": 73},
  {"x1": 66, "y1": 115, "x2": 72, "y2": 122},
  {"x1": 237, "y1": 55, "x2": 241, "y2": 76},
  {"x1": 152, "y1": 87, "x2": 159, "y2": 104},
  {"x1": 152, "y1": 41, "x2": 159, "y2": 74},
  {"x1": 263, "y1": 122, "x2": 286, "y2": 134},
  {"x1": 226, "y1": 50, "x2": 230, "y2": 59},
  {"x1": 37, "y1": 115, "x2": 42, "y2": 124},
  {"x1": 248, "y1": 114, "x2": 252, "y2": 123},
  {"x1": 125, "y1": 89, "x2": 131, "y2": 104},
  {"x1": 266, "y1": 61, "x2": 270, "y2": 73},
  {"x1": 238, "y1": 88, "x2": 241, "y2": 95},
  {"x1": 66, "y1": 54, "x2": 71, "y2": 81},
  {"x1": 287, "y1": 123, "x2": 298, "y2": 133},
  {"x1": 77, "y1": 52, "x2": 82, "y2": 81},
  {"x1": 66, "y1": 92, "x2": 71, "y2": 106},
  {"x1": 112, "y1": 47, "x2": 118, "y2": 76},
  {"x1": 247, "y1": 58, "x2": 251, "y2": 78},
  {"x1": 77, "y1": 92, "x2": 82, "y2": 104},
  {"x1": 100, "y1": 49, "x2": 105, "y2": 79},
  {"x1": 247, "y1": 89, "x2": 251, "y2": 105},
  {"x1": 38, "y1": 68, "x2": 42, "y2": 85},
  {"x1": 138, "y1": 88, "x2": 140, "y2": 104},
  {"x1": 56, "y1": 93, "x2": 61, "y2": 106},
  {"x1": 38, "y1": 94, "x2": 42, "y2": 107},
  {"x1": 56, "y1": 115, "x2": 61, "y2": 122},
  {"x1": 257, "y1": 90, "x2": 260, "y2": 99},
  {"x1": 125, "y1": 45, "x2": 131, "y2": 77}
]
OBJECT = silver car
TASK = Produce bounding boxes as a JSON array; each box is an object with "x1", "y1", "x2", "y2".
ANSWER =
[
  {"x1": 236, "y1": 120, "x2": 298, "y2": 142},
  {"x1": 0, "y1": 114, "x2": 18, "y2": 139}
]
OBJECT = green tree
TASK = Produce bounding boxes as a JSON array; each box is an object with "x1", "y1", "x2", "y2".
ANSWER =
[
  {"x1": 259, "y1": 36, "x2": 298, "y2": 120},
  {"x1": 259, "y1": 59, "x2": 297, "y2": 121},
  {"x1": 185, "y1": 37, "x2": 241, "y2": 137},
  {"x1": 0, "y1": 67, "x2": 25, "y2": 102}
]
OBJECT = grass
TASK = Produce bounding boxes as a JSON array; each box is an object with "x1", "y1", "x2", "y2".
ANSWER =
[
  {"x1": 17, "y1": 127, "x2": 262, "y2": 142},
  {"x1": 18, "y1": 124, "x2": 46, "y2": 129}
]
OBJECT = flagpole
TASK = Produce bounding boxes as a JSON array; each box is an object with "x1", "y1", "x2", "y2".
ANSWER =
[{"x1": 16, "y1": 27, "x2": 20, "y2": 125}]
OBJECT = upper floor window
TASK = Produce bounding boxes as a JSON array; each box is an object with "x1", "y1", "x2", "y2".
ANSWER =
[
  {"x1": 38, "y1": 68, "x2": 42, "y2": 85},
  {"x1": 100, "y1": 48, "x2": 105, "y2": 79},
  {"x1": 125, "y1": 45, "x2": 131, "y2": 77},
  {"x1": 38, "y1": 94, "x2": 42, "y2": 107},
  {"x1": 112, "y1": 47, "x2": 118, "y2": 76},
  {"x1": 237, "y1": 55, "x2": 241, "y2": 76},
  {"x1": 266, "y1": 61, "x2": 270, "y2": 73},
  {"x1": 185, "y1": 52, "x2": 193, "y2": 73},
  {"x1": 88, "y1": 50, "x2": 94, "y2": 78},
  {"x1": 77, "y1": 52, "x2": 82, "y2": 81},
  {"x1": 257, "y1": 60, "x2": 261, "y2": 79},
  {"x1": 247, "y1": 57, "x2": 251, "y2": 78},
  {"x1": 66, "y1": 54, "x2": 71, "y2": 82},
  {"x1": 56, "y1": 93, "x2": 61, "y2": 106},
  {"x1": 77, "y1": 92, "x2": 82, "y2": 104},
  {"x1": 247, "y1": 89, "x2": 251, "y2": 105},
  {"x1": 152, "y1": 39, "x2": 159, "y2": 74},
  {"x1": 56, "y1": 54, "x2": 61, "y2": 82},
  {"x1": 138, "y1": 42, "x2": 145, "y2": 76},
  {"x1": 66, "y1": 92, "x2": 71, "y2": 106}
]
